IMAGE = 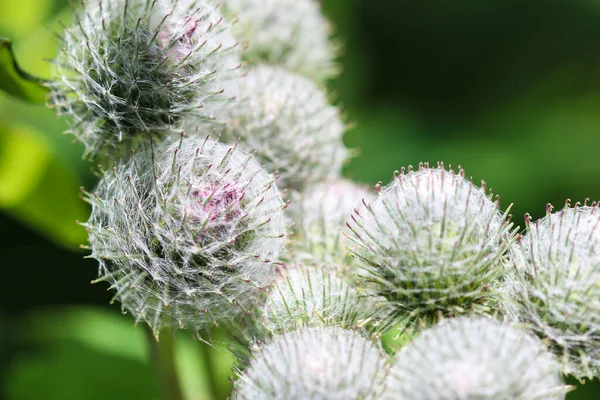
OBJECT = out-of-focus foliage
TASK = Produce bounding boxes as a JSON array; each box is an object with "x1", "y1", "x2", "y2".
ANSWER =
[
  {"x1": 0, "y1": 0, "x2": 89, "y2": 249},
  {"x1": 0, "y1": 38, "x2": 48, "y2": 103},
  {"x1": 1, "y1": 0, "x2": 600, "y2": 399},
  {"x1": 4, "y1": 307, "x2": 232, "y2": 400}
]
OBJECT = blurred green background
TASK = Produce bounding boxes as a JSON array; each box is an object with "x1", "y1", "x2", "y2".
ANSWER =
[{"x1": 1, "y1": 0, "x2": 600, "y2": 398}]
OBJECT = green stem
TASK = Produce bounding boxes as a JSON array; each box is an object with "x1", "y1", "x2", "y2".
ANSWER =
[
  {"x1": 202, "y1": 344, "x2": 223, "y2": 400},
  {"x1": 197, "y1": 330, "x2": 228, "y2": 400},
  {"x1": 145, "y1": 328, "x2": 185, "y2": 400}
]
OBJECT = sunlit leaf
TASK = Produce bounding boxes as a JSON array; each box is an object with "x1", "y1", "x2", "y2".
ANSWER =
[
  {"x1": 0, "y1": 125, "x2": 88, "y2": 249},
  {"x1": 0, "y1": 0, "x2": 52, "y2": 38},
  {"x1": 0, "y1": 125, "x2": 51, "y2": 206},
  {"x1": 7, "y1": 155, "x2": 90, "y2": 249}
]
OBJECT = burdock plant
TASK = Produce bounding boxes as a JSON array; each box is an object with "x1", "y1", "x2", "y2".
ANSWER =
[
  {"x1": 261, "y1": 263, "x2": 367, "y2": 334},
  {"x1": 346, "y1": 163, "x2": 517, "y2": 333},
  {"x1": 287, "y1": 179, "x2": 372, "y2": 267},
  {"x1": 223, "y1": 0, "x2": 339, "y2": 82},
  {"x1": 211, "y1": 64, "x2": 349, "y2": 193},
  {"x1": 83, "y1": 135, "x2": 286, "y2": 337},
  {"x1": 232, "y1": 327, "x2": 391, "y2": 399},
  {"x1": 504, "y1": 202, "x2": 600, "y2": 380},
  {"x1": 14, "y1": 0, "x2": 597, "y2": 397},
  {"x1": 388, "y1": 318, "x2": 569, "y2": 399},
  {"x1": 49, "y1": 0, "x2": 241, "y2": 160}
]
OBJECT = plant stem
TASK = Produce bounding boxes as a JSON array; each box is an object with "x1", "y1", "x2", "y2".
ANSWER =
[
  {"x1": 145, "y1": 327, "x2": 184, "y2": 400},
  {"x1": 202, "y1": 343, "x2": 223, "y2": 400},
  {"x1": 197, "y1": 330, "x2": 229, "y2": 400}
]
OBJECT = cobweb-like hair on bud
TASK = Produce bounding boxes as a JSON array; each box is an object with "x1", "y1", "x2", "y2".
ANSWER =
[
  {"x1": 49, "y1": 0, "x2": 241, "y2": 160},
  {"x1": 503, "y1": 201, "x2": 600, "y2": 379},
  {"x1": 223, "y1": 0, "x2": 339, "y2": 82},
  {"x1": 83, "y1": 135, "x2": 286, "y2": 336},
  {"x1": 262, "y1": 264, "x2": 370, "y2": 335},
  {"x1": 287, "y1": 179, "x2": 372, "y2": 267},
  {"x1": 211, "y1": 64, "x2": 348, "y2": 193},
  {"x1": 232, "y1": 327, "x2": 391, "y2": 400},
  {"x1": 389, "y1": 318, "x2": 568, "y2": 399},
  {"x1": 346, "y1": 163, "x2": 517, "y2": 333}
]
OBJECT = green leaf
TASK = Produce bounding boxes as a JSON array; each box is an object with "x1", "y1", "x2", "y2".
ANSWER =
[
  {"x1": 0, "y1": 37, "x2": 49, "y2": 103},
  {"x1": 0, "y1": 0, "x2": 52, "y2": 38},
  {"x1": 0, "y1": 125, "x2": 52, "y2": 206},
  {"x1": 0, "y1": 122, "x2": 89, "y2": 249},
  {"x1": 5, "y1": 307, "x2": 222, "y2": 400},
  {"x1": 7, "y1": 155, "x2": 90, "y2": 249}
]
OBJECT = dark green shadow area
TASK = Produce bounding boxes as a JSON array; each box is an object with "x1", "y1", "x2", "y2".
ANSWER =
[
  {"x1": 567, "y1": 376, "x2": 600, "y2": 399},
  {"x1": 5, "y1": 340, "x2": 160, "y2": 400}
]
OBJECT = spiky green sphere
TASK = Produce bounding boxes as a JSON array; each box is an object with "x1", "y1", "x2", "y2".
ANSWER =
[
  {"x1": 503, "y1": 202, "x2": 600, "y2": 379},
  {"x1": 50, "y1": 0, "x2": 241, "y2": 160},
  {"x1": 223, "y1": 0, "x2": 338, "y2": 82},
  {"x1": 83, "y1": 135, "x2": 286, "y2": 335},
  {"x1": 389, "y1": 318, "x2": 567, "y2": 399},
  {"x1": 211, "y1": 64, "x2": 348, "y2": 192},
  {"x1": 262, "y1": 264, "x2": 368, "y2": 334},
  {"x1": 233, "y1": 327, "x2": 390, "y2": 399},
  {"x1": 346, "y1": 163, "x2": 516, "y2": 333},
  {"x1": 287, "y1": 179, "x2": 372, "y2": 267}
]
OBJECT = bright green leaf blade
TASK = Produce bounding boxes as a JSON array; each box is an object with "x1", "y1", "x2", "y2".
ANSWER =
[
  {"x1": 0, "y1": 121, "x2": 89, "y2": 249},
  {"x1": 0, "y1": 0, "x2": 52, "y2": 38},
  {"x1": 0, "y1": 125, "x2": 52, "y2": 206},
  {"x1": 0, "y1": 37, "x2": 49, "y2": 103},
  {"x1": 7, "y1": 155, "x2": 90, "y2": 249}
]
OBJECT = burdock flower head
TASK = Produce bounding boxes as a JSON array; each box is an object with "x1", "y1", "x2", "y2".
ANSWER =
[
  {"x1": 503, "y1": 201, "x2": 600, "y2": 379},
  {"x1": 213, "y1": 64, "x2": 348, "y2": 193},
  {"x1": 233, "y1": 327, "x2": 390, "y2": 399},
  {"x1": 50, "y1": 0, "x2": 241, "y2": 160},
  {"x1": 83, "y1": 135, "x2": 286, "y2": 336},
  {"x1": 389, "y1": 318, "x2": 568, "y2": 399},
  {"x1": 346, "y1": 163, "x2": 516, "y2": 332},
  {"x1": 287, "y1": 179, "x2": 372, "y2": 267},
  {"x1": 262, "y1": 264, "x2": 367, "y2": 334},
  {"x1": 223, "y1": 0, "x2": 339, "y2": 82}
]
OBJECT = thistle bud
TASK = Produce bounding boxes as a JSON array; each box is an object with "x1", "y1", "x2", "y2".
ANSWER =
[
  {"x1": 233, "y1": 327, "x2": 390, "y2": 399},
  {"x1": 223, "y1": 0, "x2": 339, "y2": 82},
  {"x1": 287, "y1": 179, "x2": 372, "y2": 267},
  {"x1": 49, "y1": 0, "x2": 241, "y2": 160},
  {"x1": 83, "y1": 135, "x2": 286, "y2": 336},
  {"x1": 262, "y1": 264, "x2": 368, "y2": 334},
  {"x1": 389, "y1": 318, "x2": 568, "y2": 399},
  {"x1": 213, "y1": 64, "x2": 348, "y2": 193},
  {"x1": 346, "y1": 163, "x2": 516, "y2": 333},
  {"x1": 503, "y1": 202, "x2": 600, "y2": 379}
]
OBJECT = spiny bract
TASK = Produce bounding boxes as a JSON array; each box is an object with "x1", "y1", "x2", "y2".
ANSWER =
[
  {"x1": 50, "y1": 0, "x2": 241, "y2": 160},
  {"x1": 389, "y1": 317, "x2": 567, "y2": 400},
  {"x1": 232, "y1": 327, "x2": 390, "y2": 400},
  {"x1": 262, "y1": 264, "x2": 367, "y2": 334},
  {"x1": 223, "y1": 0, "x2": 339, "y2": 82},
  {"x1": 346, "y1": 163, "x2": 516, "y2": 333},
  {"x1": 211, "y1": 64, "x2": 348, "y2": 193},
  {"x1": 83, "y1": 135, "x2": 286, "y2": 336},
  {"x1": 503, "y1": 201, "x2": 600, "y2": 379},
  {"x1": 287, "y1": 179, "x2": 372, "y2": 267}
]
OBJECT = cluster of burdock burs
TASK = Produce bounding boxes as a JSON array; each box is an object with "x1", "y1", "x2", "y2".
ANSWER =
[{"x1": 49, "y1": 0, "x2": 600, "y2": 398}]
